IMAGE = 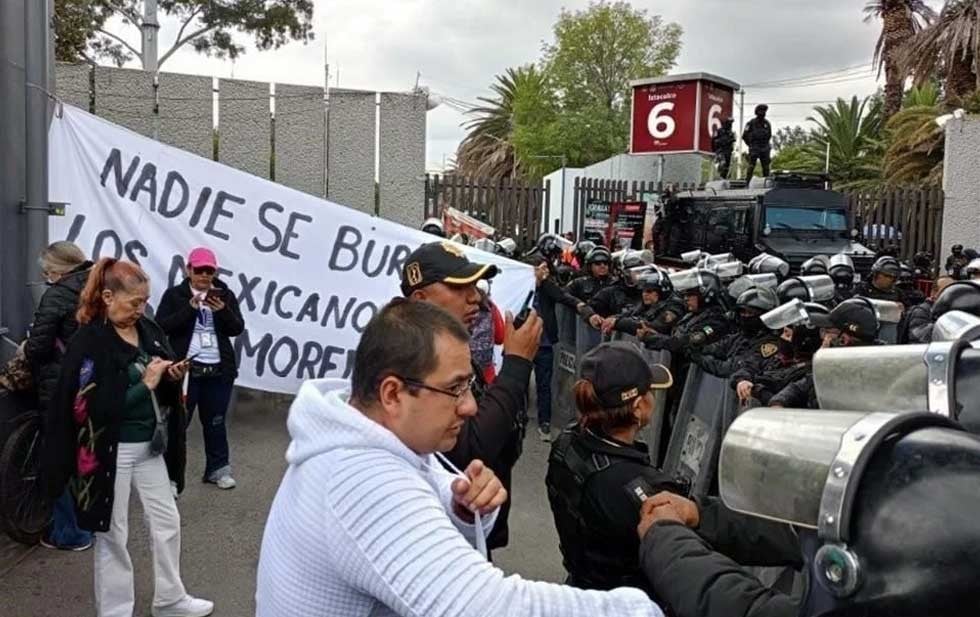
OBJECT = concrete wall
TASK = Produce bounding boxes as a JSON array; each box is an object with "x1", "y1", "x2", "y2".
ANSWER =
[
  {"x1": 158, "y1": 72, "x2": 213, "y2": 160},
  {"x1": 583, "y1": 153, "x2": 703, "y2": 184},
  {"x1": 218, "y1": 78, "x2": 271, "y2": 179},
  {"x1": 326, "y1": 90, "x2": 376, "y2": 215},
  {"x1": 275, "y1": 84, "x2": 325, "y2": 196},
  {"x1": 93, "y1": 66, "x2": 155, "y2": 138},
  {"x1": 941, "y1": 116, "x2": 980, "y2": 256},
  {"x1": 54, "y1": 62, "x2": 91, "y2": 111},
  {"x1": 378, "y1": 92, "x2": 426, "y2": 227},
  {"x1": 542, "y1": 167, "x2": 585, "y2": 234}
]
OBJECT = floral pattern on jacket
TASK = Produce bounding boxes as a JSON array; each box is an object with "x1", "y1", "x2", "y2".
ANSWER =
[{"x1": 68, "y1": 357, "x2": 103, "y2": 513}]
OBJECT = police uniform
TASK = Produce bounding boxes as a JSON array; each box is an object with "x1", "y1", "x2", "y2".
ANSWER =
[
  {"x1": 566, "y1": 274, "x2": 617, "y2": 304},
  {"x1": 641, "y1": 305, "x2": 730, "y2": 354},
  {"x1": 851, "y1": 280, "x2": 904, "y2": 304},
  {"x1": 898, "y1": 298, "x2": 935, "y2": 344},
  {"x1": 545, "y1": 343, "x2": 678, "y2": 596},
  {"x1": 614, "y1": 296, "x2": 686, "y2": 336},
  {"x1": 742, "y1": 108, "x2": 772, "y2": 181},
  {"x1": 586, "y1": 282, "x2": 641, "y2": 318},
  {"x1": 694, "y1": 330, "x2": 781, "y2": 380}
]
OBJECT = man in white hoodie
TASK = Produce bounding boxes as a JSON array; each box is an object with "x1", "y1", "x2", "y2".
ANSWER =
[{"x1": 255, "y1": 298, "x2": 664, "y2": 617}]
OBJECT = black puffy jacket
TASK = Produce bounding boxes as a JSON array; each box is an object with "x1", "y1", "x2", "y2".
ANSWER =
[
  {"x1": 24, "y1": 261, "x2": 93, "y2": 409},
  {"x1": 640, "y1": 498, "x2": 802, "y2": 617}
]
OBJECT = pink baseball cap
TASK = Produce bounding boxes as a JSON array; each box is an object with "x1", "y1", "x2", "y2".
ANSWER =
[{"x1": 187, "y1": 247, "x2": 218, "y2": 269}]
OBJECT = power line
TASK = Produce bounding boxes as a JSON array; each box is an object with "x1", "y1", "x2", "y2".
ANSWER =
[{"x1": 743, "y1": 62, "x2": 873, "y2": 88}]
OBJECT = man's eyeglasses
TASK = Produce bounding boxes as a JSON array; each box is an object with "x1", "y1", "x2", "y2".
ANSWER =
[
  {"x1": 397, "y1": 375, "x2": 476, "y2": 404},
  {"x1": 193, "y1": 267, "x2": 216, "y2": 276}
]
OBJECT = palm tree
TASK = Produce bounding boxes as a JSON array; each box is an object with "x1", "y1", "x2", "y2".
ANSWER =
[
  {"x1": 903, "y1": 0, "x2": 980, "y2": 101},
  {"x1": 883, "y1": 100, "x2": 945, "y2": 184},
  {"x1": 802, "y1": 96, "x2": 885, "y2": 188},
  {"x1": 453, "y1": 65, "x2": 551, "y2": 181},
  {"x1": 863, "y1": 1, "x2": 937, "y2": 118}
]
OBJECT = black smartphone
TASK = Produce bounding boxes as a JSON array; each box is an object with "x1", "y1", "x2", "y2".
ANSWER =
[
  {"x1": 204, "y1": 288, "x2": 226, "y2": 301},
  {"x1": 178, "y1": 352, "x2": 201, "y2": 365},
  {"x1": 513, "y1": 291, "x2": 535, "y2": 329}
]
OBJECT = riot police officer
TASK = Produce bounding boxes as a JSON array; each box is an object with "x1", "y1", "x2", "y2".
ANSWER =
[
  {"x1": 743, "y1": 104, "x2": 772, "y2": 182},
  {"x1": 420, "y1": 217, "x2": 445, "y2": 237},
  {"x1": 899, "y1": 276, "x2": 954, "y2": 343},
  {"x1": 932, "y1": 279, "x2": 980, "y2": 320},
  {"x1": 640, "y1": 271, "x2": 731, "y2": 355},
  {"x1": 583, "y1": 252, "x2": 652, "y2": 323},
  {"x1": 732, "y1": 301, "x2": 827, "y2": 407},
  {"x1": 637, "y1": 408, "x2": 980, "y2": 617},
  {"x1": 545, "y1": 342, "x2": 678, "y2": 596},
  {"x1": 946, "y1": 243, "x2": 970, "y2": 278},
  {"x1": 567, "y1": 246, "x2": 617, "y2": 306},
  {"x1": 748, "y1": 253, "x2": 791, "y2": 282},
  {"x1": 897, "y1": 262, "x2": 926, "y2": 306},
  {"x1": 853, "y1": 256, "x2": 904, "y2": 304},
  {"x1": 775, "y1": 275, "x2": 836, "y2": 307},
  {"x1": 603, "y1": 270, "x2": 686, "y2": 337},
  {"x1": 712, "y1": 117, "x2": 736, "y2": 179},
  {"x1": 770, "y1": 298, "x2": 881, "y2": 408},
  {"x1": 572, "y1": 240, "x2": 596, "y2": 270},
  {"x1": 828, "y1": 253, "x2": 856, "y2": 302},
  {"x1": 692, "y1": 287, "x2": 781, "y2": 380},
  {"x1": 965, "y1": 257, "x2": 980, "y2": 281}
]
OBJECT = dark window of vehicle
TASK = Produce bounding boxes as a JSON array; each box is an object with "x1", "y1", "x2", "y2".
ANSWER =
[{"x1": 765, "y1": 207, "x2": 847, "y2": 231}]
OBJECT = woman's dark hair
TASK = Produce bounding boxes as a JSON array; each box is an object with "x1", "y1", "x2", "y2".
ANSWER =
[
  {"x1": 573, "y1": 379, "x2": 638, "y2": 434},
  {"x1": 351, "y1": 298, "x2": 470, "y2": 405},
  {"x1": 76, "y1": 258, "x2": 150, "y2": 324}
]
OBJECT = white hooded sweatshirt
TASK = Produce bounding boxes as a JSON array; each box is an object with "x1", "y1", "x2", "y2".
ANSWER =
[{"x1": 255, "y1": 378, "x2": 664, "y2": 617}]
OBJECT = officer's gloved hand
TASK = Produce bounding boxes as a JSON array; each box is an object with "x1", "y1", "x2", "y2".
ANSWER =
[
  {"x1": 642, "y1": 332, "x2": 670, "y2": 350},
  {"x1": 576, "y1": 303, "x2": 595, "y2": 320}
]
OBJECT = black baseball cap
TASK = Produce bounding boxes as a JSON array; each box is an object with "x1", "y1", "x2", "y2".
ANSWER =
[
  {"x1": 809, "y1": 299, "x2": 879, "y2": 341},
  {"x1": 400, "y1": 241, "x2": 499, "y2": 296},
  {"x1": 579, "y1": 342, "x2": 673, "y2": 408}
]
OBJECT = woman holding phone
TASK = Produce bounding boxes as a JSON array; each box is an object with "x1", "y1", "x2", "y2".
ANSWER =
[
  {"x1": 156, "y1": 248, "x2": 245, "y2": 490},
  {"x1": 45, "y1": 258, "x2": 213, "y2": 617}
]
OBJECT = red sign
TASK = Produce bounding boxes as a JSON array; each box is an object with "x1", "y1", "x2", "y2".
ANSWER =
[
  {"x1": 630, "y1": 74, "x2": 738, "y2": 156},
  {"x1": 698, "y1": 82, "x2": 735, "y2": 153}
]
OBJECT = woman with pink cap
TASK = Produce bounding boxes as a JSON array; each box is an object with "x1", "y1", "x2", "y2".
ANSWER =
[{"x1": 156, "y1": 247, "x2": 245, "y2": 490}]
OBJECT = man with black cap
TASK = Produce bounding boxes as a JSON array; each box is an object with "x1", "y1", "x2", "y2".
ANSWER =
[
  {"x1": 546, "y1": 342, "x2": 680, "y2": 597},
  {"x1": 946, "y1": 244, "x2": 970, "y2": 279},
  {"x1": 401, "y1": 241, "x2": 543, "y2": 553},
  {"x1": 770, "y1": 298, "x2": 880, "y2": 408},
  {"x1": 742, "y1": 104, "x2": 772, "y2": 182}
]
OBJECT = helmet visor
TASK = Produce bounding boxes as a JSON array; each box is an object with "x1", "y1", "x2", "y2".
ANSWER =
[
  {"x1": 761, "y1": 299, "x2": 809, "y2": 330},
  {"x1": 669, "y1": 268, "x2": 702, "y2": 293},
  {"x1": 799, "y1": 275, "x2": 836, "y2": 303}
]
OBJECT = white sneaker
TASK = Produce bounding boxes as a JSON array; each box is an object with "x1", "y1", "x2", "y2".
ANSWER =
[
  {"x1": 215, "y1": 474, "x2": 237, "y2": 490},
  {"x1": 151, "y1": 595, "x2": 214, "y2": 617}
]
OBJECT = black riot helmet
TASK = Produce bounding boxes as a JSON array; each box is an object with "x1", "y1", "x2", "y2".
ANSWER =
[
  {"x1": 932, "y1": 280, "x2": 980, "y2": 320},
  {"x1": 555, "y1": 263, "x2": 576, "y2": 287},
  {"x1": 421, "y1": 217, "x2": 445, "y2": 238},
  {"x1": 640, "y1": 268, "x2": 673, "y2": 297},
  {"x1": 828, "y1": 254, "x2": 856, "y2": 289},
  {"x1": 870, "y1": 256, "x2": 901, "y2": 278},
  {"x1": 953, "y1": 244, "x2": 964, "y2": 255},
  {"x1": 754, "y1": 104, "x2": 768, "y2": 117},
  {"x1": 736, "y1": 287, "x2": 779, "y2": 314},
  {"x1": 966, "y1": 257, "x2": 980, "y2": 279},
  {"x1": 721, "y1": 411, "x2": 980, "y2": 617},
  {"x1": 621, "y1": 250, "x2": 648, "y2": 271},
  {"x1": 801, "y1": 255, "x2": 830, "y2": 276},
  {"x1": 530, "y1": 233, "x2": 565, "y2": 261},
  {"x1": 574, "y1": 240, "x2": 596, "y2": 266},
  {"x1": 749, "y1": 253, "x2": 791, "y2": 281},
  {"x1": 776, "y1": 276, "x2": 837, "y2": 305},
  {"x1": 694, "y1": 271, "x2": 726, "y2": 308},
  {"x1": 585, "y1": 246, "x2": 612, "y2": 267},
  {"x1": 897, "y1": 262, "x2": 915, "y2": 287}
]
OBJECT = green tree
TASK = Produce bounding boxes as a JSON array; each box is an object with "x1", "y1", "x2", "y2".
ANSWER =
[
  {"x1": 803, "y1": 96, "x2": 885, "y2": 188},
  {"x1": 863, "y1": 1, "x2": 936, "y2": 118},
  {"x1": 771, "y1": 144, "x2": 823, "y2": 174},
  {"x1": 772, "y1": 125, "x2": 812, "y2": 151},
  {"x1": 541, "y1": 1, "x2": 682, "y2": 165},
  {"x1": 904, "y1": 0, "x2": 980, "y2": 100},
  {"x1": 454, "y1": 65, "x2": 556, "y2": 181},
  {"x1": 54, "y1": 0, "x2": 314, "y2": 69}
]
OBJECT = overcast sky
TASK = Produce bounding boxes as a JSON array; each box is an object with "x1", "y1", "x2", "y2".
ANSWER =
[{"x1": 111, "y1": 0, "x2": 947, "y2": 171}]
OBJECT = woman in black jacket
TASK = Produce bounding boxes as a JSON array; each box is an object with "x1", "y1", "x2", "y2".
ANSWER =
[
  {"x1": 156, "y1": 247, "x2": 245, "y2": 489},
  {"x1": 46, "y1": 257, "x2": 213, "y2": 617},
  {"x1": 23, "y1": 242, "x2": 93, "y2": 550}
]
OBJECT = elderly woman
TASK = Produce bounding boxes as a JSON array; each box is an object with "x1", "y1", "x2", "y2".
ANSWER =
[
  {"x1": 23, "y1": 241, "x2": 93, "y2": 551},
  {"x1": 46, "y1": 257, "x2": 213, "y2": 617}
]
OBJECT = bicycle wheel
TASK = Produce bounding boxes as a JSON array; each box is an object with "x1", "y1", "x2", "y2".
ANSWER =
[{"x1": 0, "y1": 411, "x2": 51, "y2": 545}]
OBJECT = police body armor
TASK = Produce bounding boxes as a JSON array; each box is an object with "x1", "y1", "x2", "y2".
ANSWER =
[
  {"x1": 567, "y1": 274, "x2": 616, "y2": 304},
  {"x1": 546, "y1": 427, "x2": 649, "y2": 592}
]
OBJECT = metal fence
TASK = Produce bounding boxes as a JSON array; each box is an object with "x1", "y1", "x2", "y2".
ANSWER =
[
  {"x1": 571, "y1": 178, "x2": 699, "y2": 240},
  {"x1": 423, "y1": 174, "x2": 549, "y2": 249}
]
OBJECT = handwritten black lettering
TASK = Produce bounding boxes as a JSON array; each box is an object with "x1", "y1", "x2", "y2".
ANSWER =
[
  {"x1": 159, "y1": 171, "x2": 189, "y2": 218},
  {"x1": 99, "y1": 148, "x2": 140, "y2": 198},
  {"x1": 204, "y1": 191, "x2": 243, "y2": 241}
]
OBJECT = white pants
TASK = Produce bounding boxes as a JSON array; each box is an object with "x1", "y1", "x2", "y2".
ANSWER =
[{"x1": 94, "y1": 442, "x2": 186, "y2": 617}]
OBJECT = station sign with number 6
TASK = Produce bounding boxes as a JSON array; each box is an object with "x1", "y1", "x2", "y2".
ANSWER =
[{"x1": 630, "y1": 73, "x2": 738, "y2": 156}]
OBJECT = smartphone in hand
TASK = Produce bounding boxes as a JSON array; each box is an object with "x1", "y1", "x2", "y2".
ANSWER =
[{"x1": 204, "y1": 288, "x2": 226, "y2": 302}]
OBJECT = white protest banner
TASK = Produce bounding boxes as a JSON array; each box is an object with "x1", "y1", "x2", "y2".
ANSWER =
[{"x1": 48, "y1": 105, "x2": 534, "y2": 395}]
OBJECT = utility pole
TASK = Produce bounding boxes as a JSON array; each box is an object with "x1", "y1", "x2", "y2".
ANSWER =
[
  {"x1": 142, "y1": 0, "x2": 160, "y2": 72},
  {"x1": 736, "y1": 89, "x2": 745, "y2": 181},
  {"x1": 24, "y1": 0, "x2": 50, "y2": 307}
]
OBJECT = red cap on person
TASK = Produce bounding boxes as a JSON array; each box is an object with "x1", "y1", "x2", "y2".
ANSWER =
[{"x1": 188, "y1": 247, "x2": 218, "y2": 269}]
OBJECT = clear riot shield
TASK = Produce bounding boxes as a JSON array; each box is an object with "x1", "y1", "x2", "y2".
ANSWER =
[
  {"x1": 575, "y1": 317, "x2": 603, "y2": 359},
  {"x1": 551, "y1": 304, "x2": 580, "y2": 428},
  {"x1": 867, "y1": 299, "x2": 904, "y2": 344},
  {"x1": 662, "y1": 364, "x2": 739, "y2": 499}
]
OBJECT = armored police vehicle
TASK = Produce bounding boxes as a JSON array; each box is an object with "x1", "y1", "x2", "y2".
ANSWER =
[{"x1": 655, "y1": 172, "x2": 876, "y2": 274}]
